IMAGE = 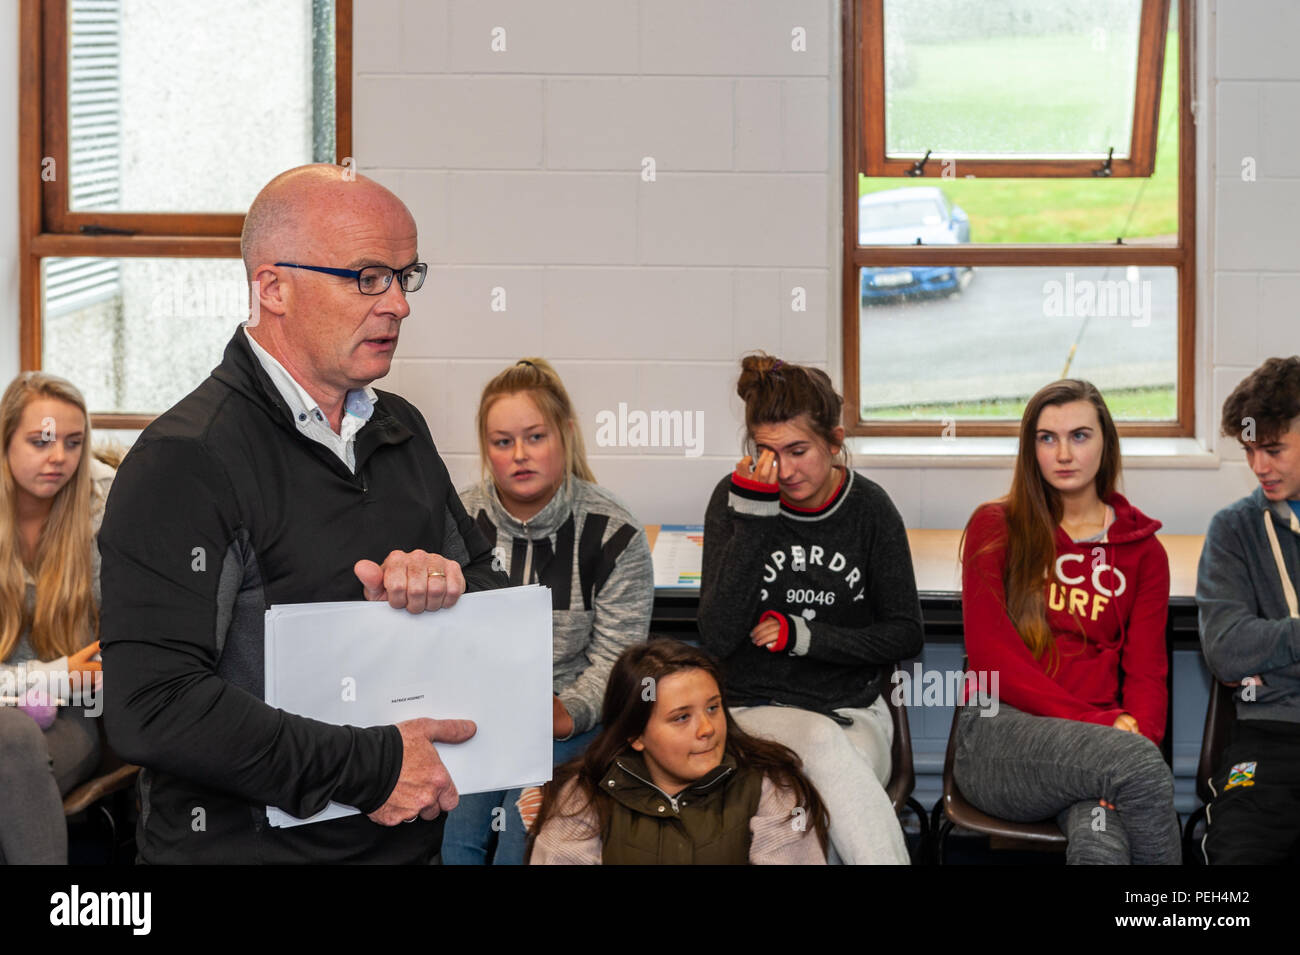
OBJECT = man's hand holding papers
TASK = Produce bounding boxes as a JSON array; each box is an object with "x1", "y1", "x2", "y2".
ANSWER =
[
  {"x1": 354, "y1": 550, "x2": 472, "y2": 824},
  {"x1": 354, "y1": 549, "x2": 467, "y2": 614},
  {"x1": 367, "y1": 717, "x2": 478, "y2": 825}
]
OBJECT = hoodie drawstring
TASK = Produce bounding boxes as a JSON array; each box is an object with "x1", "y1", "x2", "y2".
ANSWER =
[
  {"x1": 1262, "y1": 510, "x2": 1300, "y2": 618},
  {"x1": 1109, "y1": 541, "x2": 1129, "y2": 651}
]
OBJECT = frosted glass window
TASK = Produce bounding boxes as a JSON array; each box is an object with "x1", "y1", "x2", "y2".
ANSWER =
[{"x1": 67, "y1": 0, "x2": 336, "y2": 214}]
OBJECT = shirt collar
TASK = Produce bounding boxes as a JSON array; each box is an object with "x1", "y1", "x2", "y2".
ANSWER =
[
  {"x1": 780, "y1": 466, "x2": 853, "y2": 520},
  {"x1": 242, "y1": 324, "x2": 376, "y2": 425}
]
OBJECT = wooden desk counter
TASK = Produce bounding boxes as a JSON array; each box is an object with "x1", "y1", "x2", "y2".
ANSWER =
[
  {"x1": 648, "y1": 525, "x2": 1205, "y2": 599},
  {"x1": 906, "y1": 528, "x2": 1204, "y2": 601},
  {"x1": 649, "y1": 525, "x2": 1206, "y2": 647}
]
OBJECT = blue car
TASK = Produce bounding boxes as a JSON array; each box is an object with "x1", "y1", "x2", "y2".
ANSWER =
[{"x1": 859, "y1": 186, "x2": 973, "y2": 303}]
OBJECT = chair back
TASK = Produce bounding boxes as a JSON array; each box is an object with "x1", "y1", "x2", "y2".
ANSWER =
[
  {"x1": 883, "y1": 664, "x2": 915, "y2": 812},
  {"x1": 62, "y1": 719, "x2": 139, "y2": 817},
  {"x1": 1195, "y1": 681, "x2": 1237, "y2": 805}
]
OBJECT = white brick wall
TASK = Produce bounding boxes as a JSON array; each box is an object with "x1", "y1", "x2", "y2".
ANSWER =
[
  {"x1": 638, "y1": 0, "x2": 829, "y2": 76},
  {"x1": 449, "y1": 0, "x2": 640, "y2": 74},
  {"x1": 1214, "y1": 0, "x2": 1300, "y2": 80},
  {"x1": 352, "y1": 0, "x2": 1300, "y2": 531},
  {"x1": 544, "y1": 78, "x2": 734, "y2": 171},
  {"x1": 359, "y1": 0, "x2": 836, "y2": 519},
  {"x1": 0, "y1": 1, "x2": 1291, "y2": 532},
  {"x1": 1204, "y1": 0, "x2": 1300, "y2": 521},
  {"x1": 354, "y1": 77, "x2": 545, "y2": 169}
]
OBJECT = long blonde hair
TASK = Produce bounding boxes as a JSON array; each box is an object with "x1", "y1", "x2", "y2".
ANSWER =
[
  {"x1": 475, "y1": 358, "x2": 596, "y2": 485},
  {"x1": 0, "y1": 373, "x2": 100, "y2": 663}
]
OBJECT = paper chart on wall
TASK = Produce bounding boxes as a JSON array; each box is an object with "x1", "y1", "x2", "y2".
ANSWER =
[{"x1": 652, "y1": 524, "x2": 705, "y2": 588}]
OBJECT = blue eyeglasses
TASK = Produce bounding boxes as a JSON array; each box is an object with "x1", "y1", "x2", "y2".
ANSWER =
[{"x1": 275, "y1": 262, "x2": 428, "y2": 295}]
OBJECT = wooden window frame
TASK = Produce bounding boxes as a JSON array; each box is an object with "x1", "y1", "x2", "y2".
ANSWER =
[
  {"x1": 842, "y1": 0, "x2": 1195, "y2": 438},
  {"x1": 863, "y1": 0, "x2": 1170, "y2": 178},
  {"x1": 18, "y1": 0, "x2": 353, "y2": 430}
]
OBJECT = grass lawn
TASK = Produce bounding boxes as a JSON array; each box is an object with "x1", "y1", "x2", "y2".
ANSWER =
[
  {"x1": 860, "y1": 32, "x2": 1179, "y2": 244},
  {"x1": 865, "y1": 385, "x2": 1177, "y2": 421}
]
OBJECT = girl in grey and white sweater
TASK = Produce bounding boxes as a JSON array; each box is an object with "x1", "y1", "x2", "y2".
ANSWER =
[{"x1": 442, "y1": 358, "x2": 654, "y2": 865}]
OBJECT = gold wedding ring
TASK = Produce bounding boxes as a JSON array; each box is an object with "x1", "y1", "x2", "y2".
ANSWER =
[{"x1": 427, "y1": 570, "x2": 446, "y2": 578}]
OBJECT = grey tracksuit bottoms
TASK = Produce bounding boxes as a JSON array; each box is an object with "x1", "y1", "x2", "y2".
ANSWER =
[{"x1": 953, "y1": 702, "x2": 1180, "y2": 864}]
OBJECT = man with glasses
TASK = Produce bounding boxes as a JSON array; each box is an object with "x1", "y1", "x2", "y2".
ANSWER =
[{"x1": 98, "y1": 165, "x2": 509, "y2": 863}]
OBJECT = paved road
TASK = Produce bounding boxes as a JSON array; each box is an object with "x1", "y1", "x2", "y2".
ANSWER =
[{"x1": 859, "y1": 265, "x2": 1178, "y2": 408}]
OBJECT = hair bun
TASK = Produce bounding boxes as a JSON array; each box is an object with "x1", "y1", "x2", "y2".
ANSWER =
[
  {"x1": 737, "y1": 352, "x2": 786, "y2": 401},
  {"x1": 734, "y1": 352, "x2": 844, "y2": 454}
]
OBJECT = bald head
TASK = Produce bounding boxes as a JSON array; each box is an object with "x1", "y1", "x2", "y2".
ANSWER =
[{"x1": 240, "y1": 164, "x2": 416, "y2": 281}]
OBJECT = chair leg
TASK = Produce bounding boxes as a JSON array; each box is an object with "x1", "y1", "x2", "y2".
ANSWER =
[
  {"x1": 929, "y1": 798, "x2": 946, "y2": 848},
  {"x1": 903, "y1": 797, "x2": 930, "y2": 864},
  {"x1": 907, "y1": 797, "x2": 930, "y2": 840},
  {"x1": 935, "y1": 819, "x2": 952, "y2": 865},
  {"x1": 96, "y1": 802, "x2": 117, "y2": 863},
  {"x1": 1182, "y1": 807, "x2": 1206, "y2": 866}
]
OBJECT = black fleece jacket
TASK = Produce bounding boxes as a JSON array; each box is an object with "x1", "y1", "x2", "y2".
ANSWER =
[
  {"x1": 98, "y1": 327, "x2": 507, "y2": 864},
  {"x1": 698, "y1": 467, "x2": 923, "y2": 714}
]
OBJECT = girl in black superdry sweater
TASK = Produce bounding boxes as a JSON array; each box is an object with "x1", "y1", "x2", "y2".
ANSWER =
[{"x1": 698, "y1": 353, "x2": 923, "y2": 864}]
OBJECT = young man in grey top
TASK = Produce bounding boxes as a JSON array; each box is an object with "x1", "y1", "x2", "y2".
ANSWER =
[{"x1": 1196, "y1": 355, "x2": 1300, "y2": 863}]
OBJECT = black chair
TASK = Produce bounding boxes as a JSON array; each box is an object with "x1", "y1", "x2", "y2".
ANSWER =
[
  {"x1": 63, "y1": 722, "x2": 139, "y2": 864},
  {"x1": 1181, "y1": 680, "x2": 1236, "y2": 862},
  {"x1": 883, "y1": 664, "x2": 929, "y2": 858},
  {"x1": 931, "y1": 704, "x2": 1066, "y2": 863}
]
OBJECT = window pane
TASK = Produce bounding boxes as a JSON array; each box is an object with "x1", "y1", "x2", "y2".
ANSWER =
[
  {"x1": 67, "y1": 0, "x2": 336, "y2": 214},
  {"x1": 858, "y1": 265, "x2": 1177, "y2": 421},
  {"x1": 42, "y1": 257, "x2": 248, "y2": 414},
  {"x1": 883, "y1": 0, "x2": 1144, "y2": 160},
  {"x1": 857, "y1": 12, "x2": 1175, "y2": 250},
  {"x1": 863, "y1": 19, "x2": 1177, "y2": 244}
]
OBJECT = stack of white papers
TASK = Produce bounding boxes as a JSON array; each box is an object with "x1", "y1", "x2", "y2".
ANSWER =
[{"x1": 263, "y1": 584, "x2": 553, "y2": 828}]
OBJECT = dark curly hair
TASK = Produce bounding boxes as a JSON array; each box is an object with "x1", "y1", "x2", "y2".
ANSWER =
[{"x1": 1221, "y1": 356, "x2": 1300, "y2": 445}]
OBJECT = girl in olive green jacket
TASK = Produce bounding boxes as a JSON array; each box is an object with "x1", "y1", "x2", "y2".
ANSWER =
[{"x1": 527, "y1": 640, "x2": 828, "y2": 865}]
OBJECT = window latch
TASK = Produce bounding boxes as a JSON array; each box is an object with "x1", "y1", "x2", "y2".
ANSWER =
[
  {"x1": 1092, "y1": 147, "x2": 1115, "y2": 177},
  {"x1": 905, "y1": 149, "x2": 932, "y2": 177},
  {"x1": 79, "y1": 224, "x2": 136, "y2": 236}
]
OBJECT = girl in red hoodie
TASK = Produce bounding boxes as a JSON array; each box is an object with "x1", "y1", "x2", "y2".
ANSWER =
[{"x1": 955, "y1": 379, "x2": 1180, "y2": 863}]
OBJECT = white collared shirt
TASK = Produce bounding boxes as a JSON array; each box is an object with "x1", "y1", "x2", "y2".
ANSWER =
[{"x1": 242, "y1": 325, "x2": 376, "y2": 473}]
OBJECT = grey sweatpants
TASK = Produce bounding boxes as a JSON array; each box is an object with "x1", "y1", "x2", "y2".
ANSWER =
[
  {"x1": 0, "y1": 706, "x2": 100, "y2": 864},
  {"x1": 953, "y1": 702, "x2": 1180, "y2": 864}
]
